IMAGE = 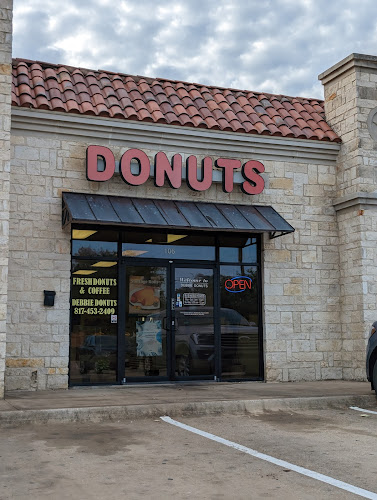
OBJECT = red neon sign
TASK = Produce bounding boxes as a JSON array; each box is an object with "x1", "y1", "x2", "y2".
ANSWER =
[
  {"x1": 225, "y1": 276, "x2": 253, "y2": 293},
  {"x1": 86, "y1": 146, "x2": 265, "y2": 195}
]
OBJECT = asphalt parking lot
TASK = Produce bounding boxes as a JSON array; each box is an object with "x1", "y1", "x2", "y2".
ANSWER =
[{"x1": 1, "y1": 404, "x2": 377, "y2": 499}]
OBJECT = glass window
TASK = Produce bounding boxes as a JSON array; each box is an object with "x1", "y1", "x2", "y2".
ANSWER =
[
  {"x1": 219, "y1": 235, "x2": 257, "y2": 263},
  {"x1": 72, "y1": 229, "x2": 118, "y2": 258},
  {"x1": 70, "y1": 259, "x2": 118, "y2": 385},
  {"x1": 220, "y1": 265, "x2": 260, "y2": 379},
  {"x1": 122, "y1": 232, "x2": 215, "y2": 261},
  {"x1": 174, "y1": 267, "x2": 215, "y2": 377},
  {"x1": 125, "y1": 265, "x2": 168, "y2": 378}
]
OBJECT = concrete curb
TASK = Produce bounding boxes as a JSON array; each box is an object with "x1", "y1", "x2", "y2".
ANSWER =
[{"x1": 0, "y1": 394, "x2": 375, "y2": 427}]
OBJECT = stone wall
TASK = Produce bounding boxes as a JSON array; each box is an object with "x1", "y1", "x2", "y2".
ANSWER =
[
  {"x1": 262, "y1": 161, "x2": 341, "y2": 381},
  {"x1": 5, "y1": 123, "x2": 341, "y2": 389},
  {"x1": 0, "y1": 0, "x2": 12, "y2": 397},
  {"x1": 320, "y1": 54, "x2": 377, "y2": 380}
]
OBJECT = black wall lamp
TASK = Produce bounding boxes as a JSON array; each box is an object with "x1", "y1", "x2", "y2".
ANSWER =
[{"x1": 44, "y1": 290, "x2": 56, "y2": 307}]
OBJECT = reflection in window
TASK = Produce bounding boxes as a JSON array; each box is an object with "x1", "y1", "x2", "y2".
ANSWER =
[
  {"x1": 220, "y1": 265, "x2": 259, "y2": 379},
  {"x1": 219, "y1": 236, "x2": 257, "y2": 263},
  {"x1": 125, "y1": 266, "x2": 168, "y2": 378},
  {"x1": 72, "y1": 228, "x2": 118, "y2": 258},
  {"x1": 122, "y1": 232, "x2": 215, "y2": 260},
  {"x1": 70, "y1": 259, "x2": 118, "y2": 385}
]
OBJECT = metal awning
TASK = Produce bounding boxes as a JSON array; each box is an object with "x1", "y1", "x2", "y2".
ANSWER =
[{"x1": 62, "y1": 192, "x2": 294, "y2": 239}]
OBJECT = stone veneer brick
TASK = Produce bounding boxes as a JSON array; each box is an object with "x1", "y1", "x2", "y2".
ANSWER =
[
  {"x1": 0, "y1": 0, "x2": 12, "y2": 397},
  {"x1": 5, "y1": 131, "x2": 342, "y2": 389},
  {"x1": 320, "y1": 54, "x2": 377, "y2": 380}
]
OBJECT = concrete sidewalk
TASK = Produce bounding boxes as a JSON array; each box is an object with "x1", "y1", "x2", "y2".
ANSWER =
[{"x1": 0, "y1": 380, "x2": 375, "y2": 427}]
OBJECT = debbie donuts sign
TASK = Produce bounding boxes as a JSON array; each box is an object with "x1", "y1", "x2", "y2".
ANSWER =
[{"x1": 86, "y1": 145, "x2": 265, "y2": 195}]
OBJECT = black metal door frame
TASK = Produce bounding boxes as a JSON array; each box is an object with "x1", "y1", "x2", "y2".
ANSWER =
[
  {"x1": 170, "y1": 262, "x2": 218, "y2": 381},
  {"x1": 119, "y1": 258, "x2": 171, "y2": 383},
  {"x1": 120, "y1": 259, "x2": 220, "y2": 382}
]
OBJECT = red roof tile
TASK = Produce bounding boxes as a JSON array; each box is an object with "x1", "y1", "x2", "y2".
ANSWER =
[{"x1": 11, "y1": 58, "x2": 340, "y2": 143}]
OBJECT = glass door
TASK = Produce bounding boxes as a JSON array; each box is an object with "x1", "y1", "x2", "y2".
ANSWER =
[
  {"x1": 173, "y1": 266, "x2": 216, "y2": 379},
  {"x1": 124, "y1": 264, "x2": 169, "y2": 380}
]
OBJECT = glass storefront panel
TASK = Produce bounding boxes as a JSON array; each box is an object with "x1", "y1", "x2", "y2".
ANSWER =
[
  {"x1": 72, "y1": 229, "x2": 118, "y2": 258},
  {"x1": 70, "y1": 259, "x2": 118, "y2": 384},
  {"x1": 122, "y1": 232, "x2": 215, "y2": 260},
  {"x1": 70, "y1": 227, "x2": 262, "y2": 385},
  {"x1": 174, "y1": 267, "x2": 214, "y2": 377},
  {"x1": 125, "y1": 265, "x2": 168, "y2": 378},
  {"x1": 219, "y1": 235, "x2": 258, "y2": 263},
  {"x1": 220, "y1": 265, "x2": 260, "y2": 379}
]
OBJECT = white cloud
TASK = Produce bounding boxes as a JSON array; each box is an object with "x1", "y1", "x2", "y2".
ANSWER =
[{"x1": 12, "y1": 0, "x2": 377, "y2": 98}]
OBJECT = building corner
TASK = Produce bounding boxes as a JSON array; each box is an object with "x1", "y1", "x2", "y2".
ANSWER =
[
  {"x1": 0, "y1": 0, "x2": 13, "y2": 397},
  {"x1": 319, "y1": 53, "x2": 377, "y2": 380}
]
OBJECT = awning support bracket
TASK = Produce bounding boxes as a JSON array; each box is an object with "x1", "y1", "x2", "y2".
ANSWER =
[{"x1": 269, "y1": 230, "x2": 292, "y2": 239}]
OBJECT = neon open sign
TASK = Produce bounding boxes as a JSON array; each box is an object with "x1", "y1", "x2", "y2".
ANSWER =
[
  {"x1": 225, "y1": 276, "x2": 252, "y2": 293},
  {"x1": 86, "y1": 146, "x2": 265, "y2": 195}
]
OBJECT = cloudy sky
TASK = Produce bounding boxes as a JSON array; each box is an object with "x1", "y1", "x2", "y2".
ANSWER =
[{"x1": 12, "y1": 0, "x2": 377, "y2": 99}]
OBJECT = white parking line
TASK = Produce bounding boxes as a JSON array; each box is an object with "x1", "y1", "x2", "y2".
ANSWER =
[
  {"x1": 350, "y1": 406, "x2": 377, "y2": 415},
  {"x1": 161, "y1": 415, "x2": 377, "y2": 500}
]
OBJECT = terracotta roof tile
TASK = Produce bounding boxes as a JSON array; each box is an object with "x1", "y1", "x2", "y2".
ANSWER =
[
  {"x1": 241, "y1": 121, "x2": 255, "y2": 133},
  {"x1": 278, "y1": 125, "x2": 295, "y2": 138},
  {"x1": 151, "y1": 109, "x2": 165, "y2": 123},
  {"x1": 204, "y1": 117, "x2": 220, "y2": 129},
  {"x1": 92, "y1": 93, "x2": 106, "y2": 107},
  {"x1": 19, "y1": 93, "x2": 33, "y2": 107},
  {"x1": 172, "y1": 104, "x2": 186, "y2": 116},
  {"x1": 164, "y1": 112, "x2": 181, "y2": 125},
  {"x1": 63, "y1": 89, "x2": 76, "y2": 101},
  {"x1": 109, "y1": 106, "x2": 124, "y2": 118},
  {"x1": 247, "y1": 112, "x2": 262, "y2": 125},
  {"x1": 235, "y1": 111, "x2": 250, "y2": 124},
  {"x1": 143, "y1": 91, "x2": 155, "y2": 102},
  {"x1": 146, "y1": 100, "x2": 160, "y2": 113},
  {"x1": 137, "y1": 108, "x2": 153, "y2": 121},
  {"x1": 35, "y1": 95, "x2": 50, "y2": 109},
  {"x1": 50, "y1": 97, "x2": 66, "y2": 112},
  {"x1": 179, "y1": 114, "x2": 195, "y2": 127},
  {"x1": 66, "y1": 100, "x2": 79, "y2": 113},
  {"x1": 198, "y1": 107, "x2": 212, "y2": 119},
  {"x1": 11, "y1": 58, "x2": 340, "y2": 143},
  {"x1": 11, "y1": 90, "x2": 19, "y2": 105},
  {"x1": 206, "y1": 99, "x2": 219, "y2": 112},
  {"x1": 78, "y1": 92, "x2": 91, "y2": 104},
  {"x1": 212, "y1": 108, "x2": 226, "y2": 121},
  {"x1": 217, "y1": 118, "x2": 233, "y2": 131},
  {"x1": 123, "y1": 107, "x2": 138, "y2": 120}
]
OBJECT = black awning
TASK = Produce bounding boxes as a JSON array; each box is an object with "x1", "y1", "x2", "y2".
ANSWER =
[{"x1": 62, "y1": 192, "x2": 294, "y2": 239}]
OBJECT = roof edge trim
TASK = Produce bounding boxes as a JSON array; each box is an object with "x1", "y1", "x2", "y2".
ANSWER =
[{"x1": 13, "y1": 108, "x2": 340, "y2": 166}]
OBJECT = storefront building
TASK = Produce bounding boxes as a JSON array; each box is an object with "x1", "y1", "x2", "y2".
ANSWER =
[{"x1": 2, "y1": 4, "x2": 377, "y2": 394}]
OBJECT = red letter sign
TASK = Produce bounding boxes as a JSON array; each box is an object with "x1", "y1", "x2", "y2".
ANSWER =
[
  {"x1": 186, "y1": 156, "x2": 213, "y2": 191},
  {"x1": 241, "y1": 160, "x2": 265, "y2": 195},
  {"x1": 154, "y1": 152, "x2": 182, "y2": 189},
  {"x1": 120, "y1": 148, "x2": 150, "y2": 186},
  {"x1": 215, "y1": 158, "x2": 241, "y2": 193},
  {"x1": 86, "y1": 145, "x2": 115, "y2": 182}
]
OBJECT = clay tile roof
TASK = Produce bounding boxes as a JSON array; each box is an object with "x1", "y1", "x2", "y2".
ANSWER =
[{"x1": 11, "y1": 58, "x2": 341, "y2": 143}]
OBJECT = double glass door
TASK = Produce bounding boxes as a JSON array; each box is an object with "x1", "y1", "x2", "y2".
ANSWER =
[{"x1": 124, "y1": 263, "x2": 215, "y2": 381}]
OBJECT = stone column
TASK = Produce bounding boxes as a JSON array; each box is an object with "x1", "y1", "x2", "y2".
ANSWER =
[
  {"x1": 319, "y1": 54, "x2": 377, "y2": 380},
  {"x1": 0, "y1": 0, "x2": 12, "y2": 397}
]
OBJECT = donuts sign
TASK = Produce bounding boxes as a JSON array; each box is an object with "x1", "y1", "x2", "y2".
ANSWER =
[{"x1": 86, "y1": 145, "x2": 265, "y2": 195}]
